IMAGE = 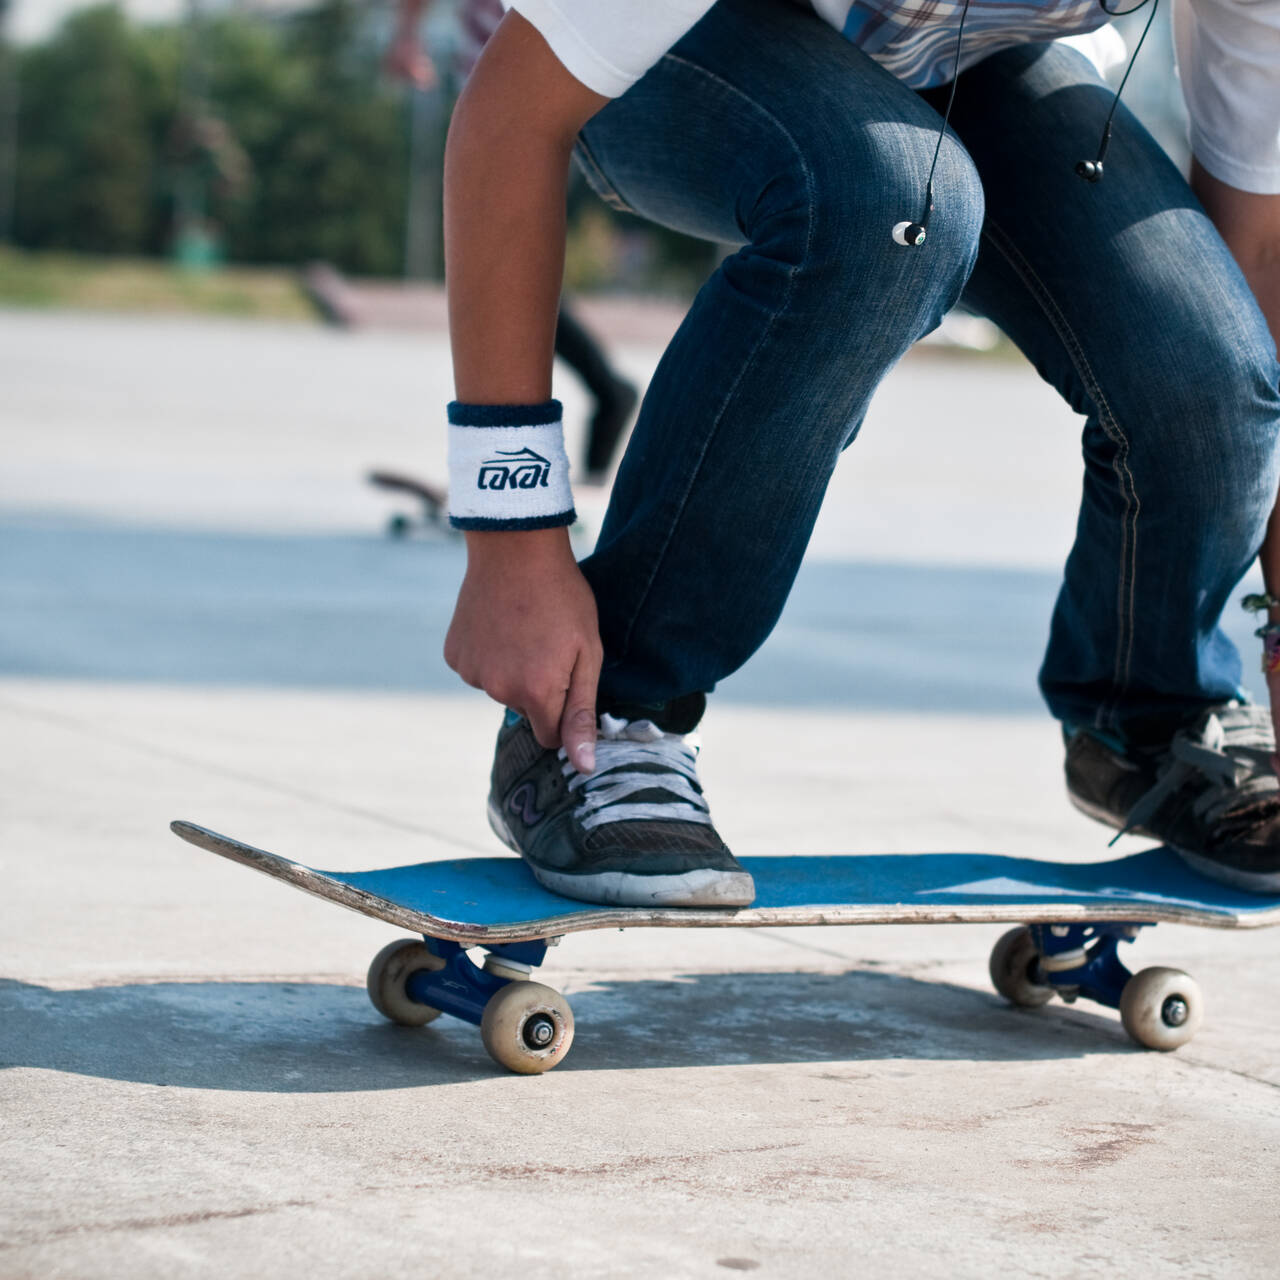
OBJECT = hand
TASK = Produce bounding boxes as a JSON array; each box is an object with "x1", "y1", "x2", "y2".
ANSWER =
[
  {"x1": 384, "y1": 35, "x2": 437, "y2": 90},
  {"x1": 445, "y1": 528, "x2": 601, "y2": 773}
]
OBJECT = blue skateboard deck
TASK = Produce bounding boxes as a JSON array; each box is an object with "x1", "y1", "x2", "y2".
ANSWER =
[{"x1": 170, "y1": 820, "x2": 1280, "y2": 944}]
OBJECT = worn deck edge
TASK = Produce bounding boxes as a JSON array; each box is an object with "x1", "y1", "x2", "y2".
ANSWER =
[{"x1": 170, "y1": 821, "x2": 1280, "y2": 943}]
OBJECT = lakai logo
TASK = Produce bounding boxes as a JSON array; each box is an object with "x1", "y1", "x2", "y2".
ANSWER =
[{"x1": 478, "y1": 447, "x2": 551, "y2": 491}]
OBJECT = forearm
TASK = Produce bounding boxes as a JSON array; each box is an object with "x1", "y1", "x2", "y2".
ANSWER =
[
  {"x1": 444, "y1": 111, "x2": 568, "y2": 403},
  {"x1": 444, "y1": 14, "x2": 605, "y2": 403},
  {"x1": 444, "y1": 14, "x2": 607, "y2": 562},
  {"x1": 1193, "y1": 159, "x2": 1280, "y2": 348}
]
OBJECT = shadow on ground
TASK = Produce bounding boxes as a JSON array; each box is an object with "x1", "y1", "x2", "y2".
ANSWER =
[{"x1": 0, "y1": 968, "x2": 1133, "y2": 1091}]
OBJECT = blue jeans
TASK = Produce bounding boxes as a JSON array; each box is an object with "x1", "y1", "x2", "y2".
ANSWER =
[{"x1": 575, "y1": 0, "x2": 1280, "y2": 744}]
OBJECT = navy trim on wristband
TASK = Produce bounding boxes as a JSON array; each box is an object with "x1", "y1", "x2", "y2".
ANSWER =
[
  {"x1": 447, "y1": 400, "x2": 563, "y2": 427},
  {"x1": 450, "y1": 511, "x2": 577, "y2": 532}
]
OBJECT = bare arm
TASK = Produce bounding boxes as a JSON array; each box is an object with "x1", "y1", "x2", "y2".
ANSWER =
[
  {"x1": 442, "y1": 13, "x2": 609, "y2": 771},
  {"x1": 1193, "y1": 161, "x2": 1280, "y2": 346},
  {"x1": 1192, "y1": 163, "x2": 1280, "y2": 592},
  {"x1": 1193, "y1": 161, "x2": 1280, "y2": 752}
]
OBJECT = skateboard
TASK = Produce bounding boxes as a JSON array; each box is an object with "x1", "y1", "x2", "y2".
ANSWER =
[
  {"x1": 171, "y1": 820, "x2": 1280, "y2": 1074},
  {"x1": 367, "y1": 469, "x2": 450, "y2": 538}
]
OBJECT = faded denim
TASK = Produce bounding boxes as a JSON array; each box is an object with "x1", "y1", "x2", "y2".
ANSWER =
[{"x1": 575, "y1": 0, "x2": 1280, "y2": 744}]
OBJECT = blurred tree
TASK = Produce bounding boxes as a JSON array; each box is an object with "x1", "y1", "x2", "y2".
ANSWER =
[
  {"x1": 6, "y1": 0, "x2": 704, "y2": 291},
  {"x1": 14, "y1": 6, "x2": 156, "y2": 253},
  {"x1": 217, "y1": 0, "x2": 409, "y2": 274},
  {"x1": 0, "y1": 0, "x2": 17, "y2": 242},
  {"x1": 13, "y1": 1, "x2": 408, "y2": 275}
]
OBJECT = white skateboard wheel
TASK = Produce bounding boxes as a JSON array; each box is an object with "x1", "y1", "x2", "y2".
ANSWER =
[
  {"x1": 1119, "y1": 966, "x2": 1203, "y2": 1051},
  {"x1": 989, "y1": 926, "x2": 1054, "y2": 1008},
  {"x1": 480, "y1": 981, "x2": 574, "y2": 1074},
  {"x1": 366, "y1": 938, "x2": 446, "y2": 1026}
]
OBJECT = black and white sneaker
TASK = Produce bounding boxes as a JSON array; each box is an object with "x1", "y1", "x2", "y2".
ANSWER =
[
  {"x1": 1065, "y1": 702, "x2": 1280, "y2": 893},
  {"x1": 486, "y1": 702, "x2": 755, "y2": 908}
]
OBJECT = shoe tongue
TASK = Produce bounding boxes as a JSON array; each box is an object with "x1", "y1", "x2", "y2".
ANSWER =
[
  {"x1": 598, "y1": 713, "x2": 664, "y2": 743},
  {"x1": 598, "y1": 691, "x2": 706, "y2": 735}
]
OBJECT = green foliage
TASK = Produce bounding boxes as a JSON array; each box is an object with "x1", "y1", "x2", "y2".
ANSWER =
[
  {"x1": 0, "y1": 244, "x2": 314, "y2": 319},
  {"x1": 15, "y1": 7, "x2": 157, "y2": 253},
  {"x1": 13, "y1": 1, "x2": 410, "y2": 274},
  {"x1": 8, "y1": 0, "x2": 704, "y2": 290},
  {"x1": 206, "y1": 0, "x2": 409, "y2": 274}
]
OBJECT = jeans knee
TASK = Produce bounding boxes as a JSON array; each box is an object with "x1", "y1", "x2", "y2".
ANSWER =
[
  {"x1": 746, "y1": 118, "x2": 984, "y2": 320},
  {"x1": 1129, "y1": 335, "x2": 1280, "y2": 533}
]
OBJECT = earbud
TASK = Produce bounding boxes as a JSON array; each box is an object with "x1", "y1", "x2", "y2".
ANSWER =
[
  {"x1": 892, "y1": 220, "x2": 927, "y2": 247},
  {"x1": 1071, "y1": 0, "x2": 1162, "y2": 189}
]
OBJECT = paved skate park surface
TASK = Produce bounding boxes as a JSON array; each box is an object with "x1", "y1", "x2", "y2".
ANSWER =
[{"x1": 3, "y1": 307, "x2": 1278, "y2": 1278}]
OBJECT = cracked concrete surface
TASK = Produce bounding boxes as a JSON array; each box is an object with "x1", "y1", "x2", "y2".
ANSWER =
[{"x1": 2, "y1": 309, "x2": 1278, "y2": 1278}]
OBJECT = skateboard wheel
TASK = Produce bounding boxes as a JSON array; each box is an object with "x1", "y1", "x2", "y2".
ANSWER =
[
  {"x1": 1119, "y1": 966, "x2": 1203, "y2": 1051},
  {"x1": 989, "y1": 926, "x2": 1054, "y2": 1008},
  {"x1": 480, "y1": 981, "x2": 574, "y2": 1074},
  {"x1": 366, "y1": 939, "x2": 445, "y2": 1026},
  {"x1": 387, "y1": 514, "x2": 412, "y2": 539}
]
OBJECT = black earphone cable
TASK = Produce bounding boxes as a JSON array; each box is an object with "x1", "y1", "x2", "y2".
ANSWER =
[
  {"x1": 920, "y1": 0, "x2": 976, "y2": 229},
  {"x1": 891, "y1": 0, "x2": 974, "y2": 245},
  {"x1": 894, "y1": 0, "x2": 1161, "y2": 242},
  {"x1": 1076, "y1": 0, "x2": 1161, "y2": 181}
]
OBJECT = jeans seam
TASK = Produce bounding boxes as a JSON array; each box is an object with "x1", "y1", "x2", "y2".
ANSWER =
[
  {"x1": 572, "y1": 137, "x2": 637, "y2": 215},
  {"x1": 611, "y1": 52, "x2": 817, "y2": 665},
  {"x1": 980, "y1": 217, "x2": 1140, "y2": 731}
]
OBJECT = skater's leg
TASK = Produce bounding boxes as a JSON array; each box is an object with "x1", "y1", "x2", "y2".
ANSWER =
[
  {"x1": 553, "y1": 303, "x2": 639, "y2": 479},
  {"x1": 574, "y1": 0, "x2": 985, "y2": 707},
  {"x1": 946, "y1": 41, "x2": 1280, "y2": 738},
  {"x1": 946, "y1": 42, "x2": 1280, "y2": 887},
  {"x1": 554, "y1": 304, "x2": 622, "y2": 402}
]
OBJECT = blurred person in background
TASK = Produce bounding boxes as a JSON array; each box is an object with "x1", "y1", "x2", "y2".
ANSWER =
[
  {"x1": 442, "y1": 0, "x2": 1280, "y2": 910},
  {"x1": 387, "y1": 0, "x2": 639, "y2": 483}
]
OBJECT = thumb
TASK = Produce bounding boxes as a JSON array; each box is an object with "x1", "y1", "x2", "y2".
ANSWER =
[{"x1": 560, "y1": 649, "x2": 600, "y2": 774}]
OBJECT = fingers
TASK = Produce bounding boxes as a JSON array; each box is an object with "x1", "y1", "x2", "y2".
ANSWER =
[
  {"x1": 524, "y1": 696, "x2": 562, "y2": 752},
  {"x1": 560, "y1": 648, "x2": 601, "y2": 774}
]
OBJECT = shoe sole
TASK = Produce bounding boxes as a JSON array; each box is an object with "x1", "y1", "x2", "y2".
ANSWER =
[
  {"x1": 487, "y1": 800, "x2": 756, "y2": 909},
  {"x1": 1170, "y1": 847, "x2": 1280, "y2": 895}
]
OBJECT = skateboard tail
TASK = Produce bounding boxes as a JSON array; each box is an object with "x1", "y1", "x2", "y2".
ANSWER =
[{"x1": 168, "y1": 820, "x2": 498, "y2": 942}]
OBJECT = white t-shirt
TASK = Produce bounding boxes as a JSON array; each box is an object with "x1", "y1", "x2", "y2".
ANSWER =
[
  {"x1": 510, "y1": 0, "x2": 1280, "y2": 193},
  {"x1": 1176, "y1": 0, "x2": 1280, "y2": 192}
]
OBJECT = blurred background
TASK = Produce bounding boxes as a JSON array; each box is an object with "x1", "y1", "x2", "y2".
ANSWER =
[
  {"x1": 0, "y1": 0, "x2": 719, "y2": 310},
  {"x1": 0, "y1": 0, "x2": 1186, "y2": 311}
]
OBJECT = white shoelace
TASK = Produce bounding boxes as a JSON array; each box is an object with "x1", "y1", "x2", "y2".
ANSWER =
[{"x1": 558, "y1": 713, "x2": 713, "y2": 831}]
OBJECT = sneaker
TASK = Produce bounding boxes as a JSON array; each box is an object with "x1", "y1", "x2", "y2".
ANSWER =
[
  {"x1": 486, "y1": 705, "x2": 755, "y2": 908},
  {"x1": 1065, "y1": 702, "x2": 1280, "y2": 893}
]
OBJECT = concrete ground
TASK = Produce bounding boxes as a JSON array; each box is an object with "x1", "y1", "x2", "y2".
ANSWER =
[{"x1": 2, "y1": 307, "x2": 1278, "y2": 1279}]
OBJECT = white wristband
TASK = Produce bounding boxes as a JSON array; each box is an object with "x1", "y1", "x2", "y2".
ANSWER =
[{"x1": 447, "y1": 401, "x2": 576, "y2": 530}]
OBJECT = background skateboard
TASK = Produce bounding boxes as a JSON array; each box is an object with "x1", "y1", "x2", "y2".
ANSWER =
[{"x1": 368, "y1": 469, "x2": 449, "y2": 538}]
